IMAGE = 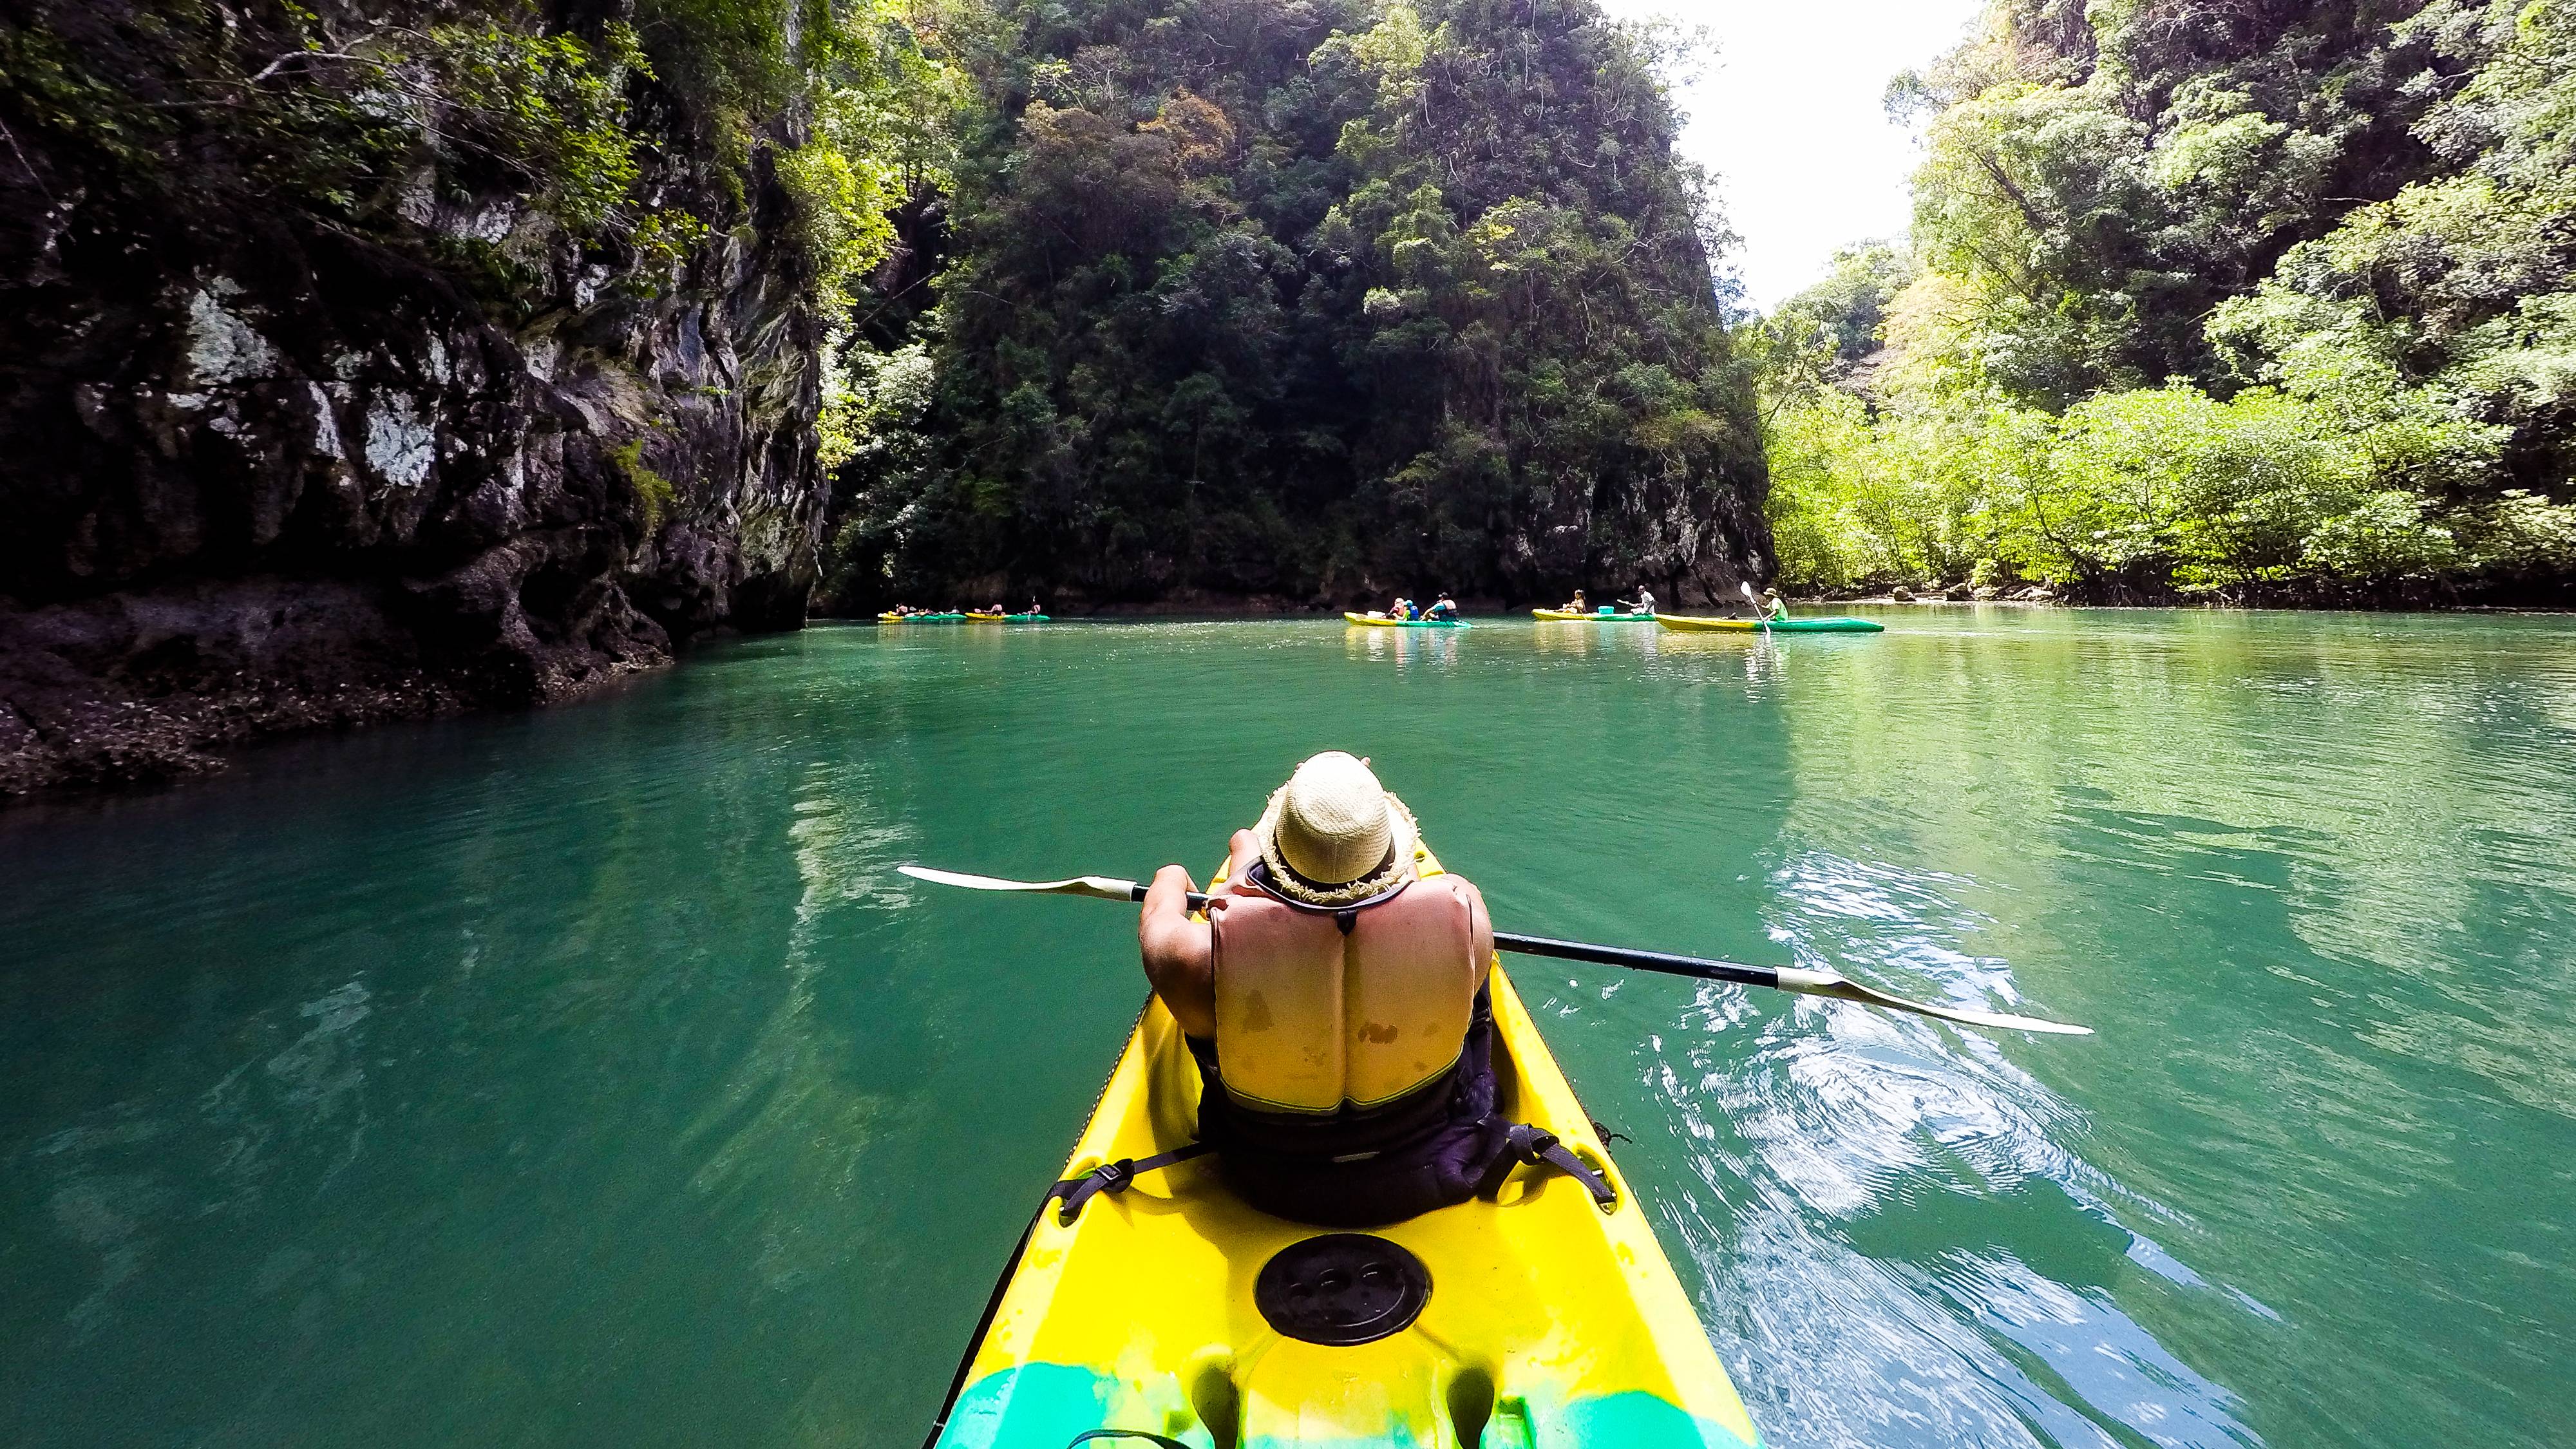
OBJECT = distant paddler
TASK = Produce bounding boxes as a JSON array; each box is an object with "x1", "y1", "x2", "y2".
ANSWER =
[{"x1": 1618, "y1": 585, "x2": 1657, "y2": 616}]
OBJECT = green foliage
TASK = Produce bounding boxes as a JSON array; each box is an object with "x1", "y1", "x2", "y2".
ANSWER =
[
  {"x1": 5, "y1": 1, "x2": 960, "y2": 341},
  {"x1": 776, "y1": 137, "x2": 899, "y2": 316},
  {"x1": 610, "y1": 439, "x2": 677, "y2": 531},
  {"x1": 424, "y1": 20, "x2": 647, "y2": 234},
  {"x1": 630, "y1": 209, "x2": 713, "y2": 276},
  {"x1": 829, "y1": 0, "x2": 1764, "y2": 605},
  {"x1": 1761, "y1": 0, "x2": 2576, "y2": 603},
  {"x1": 819, "y1": 337, "x2": 938, "y2": 473}
]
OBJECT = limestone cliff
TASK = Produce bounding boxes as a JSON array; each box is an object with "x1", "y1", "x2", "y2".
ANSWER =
[{"x1": 0, "y1": 3, "x2": 831, "y2": 795}]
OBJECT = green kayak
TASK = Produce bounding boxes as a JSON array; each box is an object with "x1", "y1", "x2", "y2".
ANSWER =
[{"x1": 1655, "y1": 614, "x2": 1884, "y2": 634}]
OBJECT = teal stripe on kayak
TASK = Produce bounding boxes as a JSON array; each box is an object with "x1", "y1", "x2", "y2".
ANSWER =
[
  {"x1": 933, "y1": 1365, "x2": 1125, "y2": 1449},
  {"x1": 1554, "y1": 1390, "x2": 1762, "y2": 1448},
  {"x1": 933, "y1": 1368, "x2": 1757, "y2": 1449}
]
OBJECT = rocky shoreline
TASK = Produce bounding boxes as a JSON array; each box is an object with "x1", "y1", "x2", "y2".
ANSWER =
[{"x1": 0, "y1": 577, "x2": 670, "y2": 799}]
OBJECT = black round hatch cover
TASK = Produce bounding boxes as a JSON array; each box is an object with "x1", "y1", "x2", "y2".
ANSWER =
[{"x1": 1253, "y1": 1234, "x2": 1432, "y2": 1346}]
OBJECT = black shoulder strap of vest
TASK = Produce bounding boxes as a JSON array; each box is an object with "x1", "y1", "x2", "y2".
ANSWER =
[
  {"x1": 1477, "y1": 1122, "x2": 1616, "y2": 1208},
  {"x1": 1045, "y1": 1142, "x2": 1215, "y2": 1226}
]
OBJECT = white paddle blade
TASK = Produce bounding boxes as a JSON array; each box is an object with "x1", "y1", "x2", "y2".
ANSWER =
[
  {"x1": 1774, "y1": 967, "x2": 2093, "y2": 1036},
  {"x1": 896, "y1": 864, "x2": 1142, "y2": 902}
]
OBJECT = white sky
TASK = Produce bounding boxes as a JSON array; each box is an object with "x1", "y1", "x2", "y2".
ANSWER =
[{"x1": 1591, "y1": 0, "x2": 1989, "y2": 311}]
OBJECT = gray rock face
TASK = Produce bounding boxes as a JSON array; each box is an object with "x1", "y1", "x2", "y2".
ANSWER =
[{"x1": 0, "y1": 132, "x2": 824, "y2": 796}]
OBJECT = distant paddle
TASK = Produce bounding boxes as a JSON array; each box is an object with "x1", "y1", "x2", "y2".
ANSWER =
[{"x1": 896, "y1": 865, "x2": 2092, "y2": 1036}]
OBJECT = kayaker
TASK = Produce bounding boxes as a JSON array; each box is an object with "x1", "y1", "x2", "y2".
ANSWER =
[
  {"x1": 1425, "y1": 592, "x2": 1459, "y2": 621},
  {"x1": 1762, "y1": 589, "x2": 1786, "y2": 621},
  {"x1": 1137, "y1": 752, "x2": 1509, "y2": 1225},
  {"x1": 1622, "y1": 586, "x2": 1656, "y2": 616},
  {"x1": 1564, "y1": 589, "x2": 1589, "y2": 612}
]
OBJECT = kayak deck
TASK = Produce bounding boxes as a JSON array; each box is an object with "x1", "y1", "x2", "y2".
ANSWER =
[
  {"x1": 1654, "y1": 613, "x2": 1883, "y2": 634},
  {"x1": 1533, "y1": 609, "x2": 1655, "y2": 621},
  {"x1": 878, "y1": 612, "x2": 968, "y2": 623},
  {"x1": 1345, "y1": 612, "x2": 1470, "y2": 629},
  {"x1": 928, "y1": 961, "x2": 1760, "y2": 1449}
]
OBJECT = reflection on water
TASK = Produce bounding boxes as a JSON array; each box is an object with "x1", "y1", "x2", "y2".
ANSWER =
[
  {"x1": 1344, "y1": 621, "x2": 1464, "y2": 668},
  {"x1": 4, "y1": 611, "x2": 2572, "y2": 1449}
]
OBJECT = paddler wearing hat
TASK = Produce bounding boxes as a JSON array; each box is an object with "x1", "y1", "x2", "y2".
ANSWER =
[{"x1": 1139, "y1": 752, "x2": 1505, "y2": 1225}]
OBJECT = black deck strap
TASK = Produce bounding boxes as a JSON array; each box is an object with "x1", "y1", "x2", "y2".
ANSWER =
[
  {"x1": 1046, "y1": 1142, "x2": 1215, "y2": 1226},
  {"x1": 1065, "y1": 1430, "x2": 1197, "y2": 1449},
  {"x1": 1479, "y1": 1122, "x2": 1616, "y2": 1208}
]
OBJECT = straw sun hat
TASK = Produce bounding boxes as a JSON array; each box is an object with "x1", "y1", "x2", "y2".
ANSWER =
[{"x1": 1253, "y1": 752, "x2": 1421, "y2": 907}]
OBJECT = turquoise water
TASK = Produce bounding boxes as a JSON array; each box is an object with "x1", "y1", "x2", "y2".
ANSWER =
[{"x1": 4, "y1": 610, "x2": 2572, "y2": 1448}]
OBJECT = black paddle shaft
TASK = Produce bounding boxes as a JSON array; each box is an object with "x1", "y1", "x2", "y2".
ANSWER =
[
  {"x1": 1135, "y1": 884, "x2": 1785, "y2": 992},
  {"x1": 1492, "y1": 932, "x2": 1784, "y2": 991}
]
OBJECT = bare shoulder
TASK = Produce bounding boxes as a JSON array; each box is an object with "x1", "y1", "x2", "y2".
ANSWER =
[{"x1": 1432, "y1": 873, "x2": 1487, "y2": 907}]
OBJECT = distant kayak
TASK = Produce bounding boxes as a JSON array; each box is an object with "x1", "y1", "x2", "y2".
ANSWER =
[
  {"x1": 878, "y1": 612, "x2": 967, "y2": 623},
  {"x1": 1655, "y1": 613, "x2": 1884, "y2": 634},
  {"x1": 1345, "y1": 612, "x2": 1470, "y2": 629},
  {"x1": 1533, "y1": 609, "x2": 1655, "y2": 621},
  {"x1": 965, "y1": 612, "x2": 1050, "y2": 621}
]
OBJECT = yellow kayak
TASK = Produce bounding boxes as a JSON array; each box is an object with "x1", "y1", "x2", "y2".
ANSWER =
[
  {"x1": 966, "y1": 612, "x2": 1051, "y2": 621},
  {"x1": 1533, "y1": 609, "x2": 1655, "y2": 621},
  {"x1": 927, "y1": 851, "x2": 1761, "y2": 1449}
]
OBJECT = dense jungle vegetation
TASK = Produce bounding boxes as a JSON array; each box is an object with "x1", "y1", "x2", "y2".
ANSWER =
[
  {"x1": 822, "y1": 0, "x2": 1765, "y2": 607},
  {"x1": 1759, "y1": 0, "x2": 2576, "y2": 604}
]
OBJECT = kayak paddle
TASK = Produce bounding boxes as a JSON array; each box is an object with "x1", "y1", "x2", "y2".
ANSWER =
[
  {"x1": 896, "y1": 865, "x2": 2092, "y2": 1036},
  {"x1": 1739, "y1": 580, "x2": 1772, "y2": 639}
]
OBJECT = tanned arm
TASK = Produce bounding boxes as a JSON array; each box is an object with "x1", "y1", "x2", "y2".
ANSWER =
[
  {"x1": 1460, "y1": 878, "x2": 1496, "y2": 992},
  {"x1": 1138, "y1": 865, "x2": 1215, "y2": 1037},
  {"x1": 1137, "y1": 829, "x2": 1264, "y2": 1039}
]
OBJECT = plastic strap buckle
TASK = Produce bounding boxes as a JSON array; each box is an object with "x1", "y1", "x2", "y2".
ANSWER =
[
  {"x1": 1495, "y1": 1122, "x2": 1616, "y2": 1209},
  {"x1": 1046, "y1": 1144, "x2": 1209, "y2": 1226}
]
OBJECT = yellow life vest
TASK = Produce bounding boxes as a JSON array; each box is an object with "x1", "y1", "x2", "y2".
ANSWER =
[{"x1": 1208, "y1": 873, "x2": 1480, "y2": 1114}]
